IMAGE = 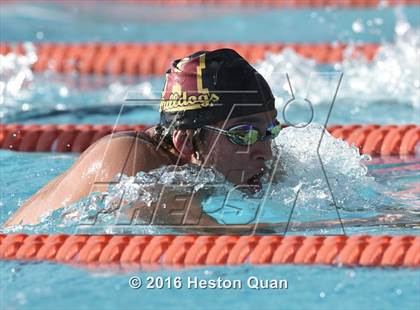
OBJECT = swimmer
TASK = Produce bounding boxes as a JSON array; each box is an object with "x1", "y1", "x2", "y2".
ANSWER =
[
  {"x1": 6, "y1": 49, "x2": 280, "y2": 230},
  {"x1": 4, "y1": 49, "x2": 407, "y2": 232}
]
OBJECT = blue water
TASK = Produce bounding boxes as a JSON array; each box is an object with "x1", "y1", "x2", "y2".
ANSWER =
[
  {"x1": 1, "y1": 262, "x2": 419, "y2": 310},
  {"x1": 1, "y1": 3, "x2": 419, "y2": 43},
  {"x1": 1, "y1": 2, "x2": 419, "y2": 310}
]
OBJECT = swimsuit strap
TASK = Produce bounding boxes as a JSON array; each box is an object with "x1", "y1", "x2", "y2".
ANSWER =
[
  {"x1": 136, "y1": 130, "x2": 180, "y2": 163},
  {"x1": 110, "y1": 130, "x2": 155, "y2": 145},
  {"x1": 135, "y1": 130, "x2": 156, "y2": 145},
  {"x1": 111, "y1": 129, "x2": 179, "y2": 164}
]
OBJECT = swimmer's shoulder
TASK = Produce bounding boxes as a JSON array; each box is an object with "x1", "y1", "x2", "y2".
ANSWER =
[
  {"x1": 108, "y1": 128, "x2": 155, "y2": 145},
  {"x1": 86, "y1": 127, "x2": 156, "y2": 153},
  {"x1": 78, "y1": 126, "x2": 175, "y2": 174}
]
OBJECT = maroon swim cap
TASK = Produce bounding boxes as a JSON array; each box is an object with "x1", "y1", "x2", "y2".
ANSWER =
[{"x1": 159, "y1": 48, "x2": 275, "y2": 129}]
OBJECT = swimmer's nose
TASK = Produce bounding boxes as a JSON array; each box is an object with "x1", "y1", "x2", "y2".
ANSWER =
[{"x1": 252, "y1": 140, "x2": 273, "y2": 161}]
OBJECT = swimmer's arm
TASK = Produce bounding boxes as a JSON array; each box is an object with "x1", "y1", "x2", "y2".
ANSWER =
[
  {"x1": 123, "y1": 189, "x2": 220, "y2": 227},
  {"x1": 122, "y1": 187, "x2": 406, "y2": 233},
  {"x1": 120, "y1": 186, "x2": 413, "y2": 233},
  {"x1": 4, "y1": 172, "x2": 69, "y2": 226},
  {"x1": 4, "y1": 135, "x2": 155, "y2": 227},
  {"x1": 178, "y1": 214, "x2": 413, "y2": 234}
]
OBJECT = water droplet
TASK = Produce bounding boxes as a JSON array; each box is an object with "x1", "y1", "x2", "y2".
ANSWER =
[
  {"x1": 334, "y1": 283, "x2": 344, "y2": 292},
  {"x1": 21, "y1": 103, "x2": 30, "y2": 111},
  {"x1": 36, "y1": 31, "x2": 44, "y2": 40},
  {"x1": 395, "y1": 21, "x2": 410, "y2": 36},
  {"x1": 320, "y1": 291, "x2": 326, "y2": 298},
  {"x1": 352, "y1": 19, "x2": 364, "y2": 33},
  {"x1": 204, "y1": 269, "x2": 213, "y2": 276},
  {"x1": 16, "y1": 292, "x2": 26, "y2": 305},
  {"x1": 59, "y1": 86, "x2": 69, "y2": 97},
  {"x1": 55, "y1": 103, "x2": 66, "y2": 111},
  {"x1": 374, "y1": 18, "x2": 383, "y2": 25}
]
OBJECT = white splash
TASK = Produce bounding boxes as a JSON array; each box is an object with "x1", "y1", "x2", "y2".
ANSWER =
[
  {"x1": 256, "y1": 15, "x2": 420, "y2": 108},
  {"x1": 269, "y1": 123, "x2": 379, "y2": 214},
  {"x1": 0, "y1": 42, "x2": 37, "y2": 105},
  {"x1": 0, "y1": 44, "x2": 155, "y2": 121},
  {"x1": 106, "y1": 80, "x2": 155, "y2": 103},
  {"x1": 337, "y1": 18, "x2": 420, "y2": 107}
]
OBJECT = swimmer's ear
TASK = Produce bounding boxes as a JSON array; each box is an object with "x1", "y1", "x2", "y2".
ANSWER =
[{"x1": 172, "y1": 129, "x2": 195, "y2": 160}]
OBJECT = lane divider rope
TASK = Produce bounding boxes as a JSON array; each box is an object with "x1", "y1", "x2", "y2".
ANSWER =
[
  {"x1": 0, "y1": 234, "x2": 418, "y2": 267},
  {"x1": 115, "y1": 0, "x2": 418, "y2": 7},
  {"x1": 2, "y1": 0, "x2": 415, "y2": 7},
  {"x1": 1, "y1": 124, "x2": 418, "y2": 156},
  {"x1": 1, "y1": 42, "x2": 380, "y2": 75}
]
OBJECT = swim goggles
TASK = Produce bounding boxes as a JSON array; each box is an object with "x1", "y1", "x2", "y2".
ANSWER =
[{"x1": 203, "y1": 120, "x2": 281, "y2": 146}]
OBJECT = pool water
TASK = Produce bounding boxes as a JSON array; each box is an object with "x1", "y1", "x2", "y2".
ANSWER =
[
  {"x1": 1, "y1": 262, "x2": 419, "y2": 310},
  {"x1": 1, "y1": 2, "x2": 419, "y2": 310}
]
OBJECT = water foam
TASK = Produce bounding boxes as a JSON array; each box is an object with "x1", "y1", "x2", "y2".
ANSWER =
[
  {"x1": 0, "y1": 43, "x2": 37, "y2": 112},
  {"x1": 256, "y1": 14, "x2": 419, "y2": 109},
  {"x1": 0, "y1": 43, "x2": 156, "y2": 121},
  {"x1": 262, "y1": 124, "x2": 386, "y2": 220},
  {"x1": 2, "y1": 165, "x2": 229, "y2": 234}
]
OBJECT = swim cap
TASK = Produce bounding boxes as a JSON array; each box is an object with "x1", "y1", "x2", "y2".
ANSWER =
[{"x1": 159, "y1": 48, "x2": 275, "y2": 129}]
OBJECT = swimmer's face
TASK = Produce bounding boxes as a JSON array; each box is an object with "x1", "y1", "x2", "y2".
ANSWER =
[{"x1": 200, "y1": 109, "x2": 277, "y2": 189}]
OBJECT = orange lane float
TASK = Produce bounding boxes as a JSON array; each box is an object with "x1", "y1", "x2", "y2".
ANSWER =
[
  {"x1": 0, "y1": 42, "x2": 381, "y2": 75},
  {"x1": 1, "y1": 124, "x2": 419, "y2": 156},
  {"x1": 0, "y1": 234, "x2": 418, "y2": 267}
]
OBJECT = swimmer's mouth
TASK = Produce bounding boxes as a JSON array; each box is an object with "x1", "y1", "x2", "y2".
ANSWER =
[{"x1": 246, "y1": 168, "x2": 267, "y2": 193}]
